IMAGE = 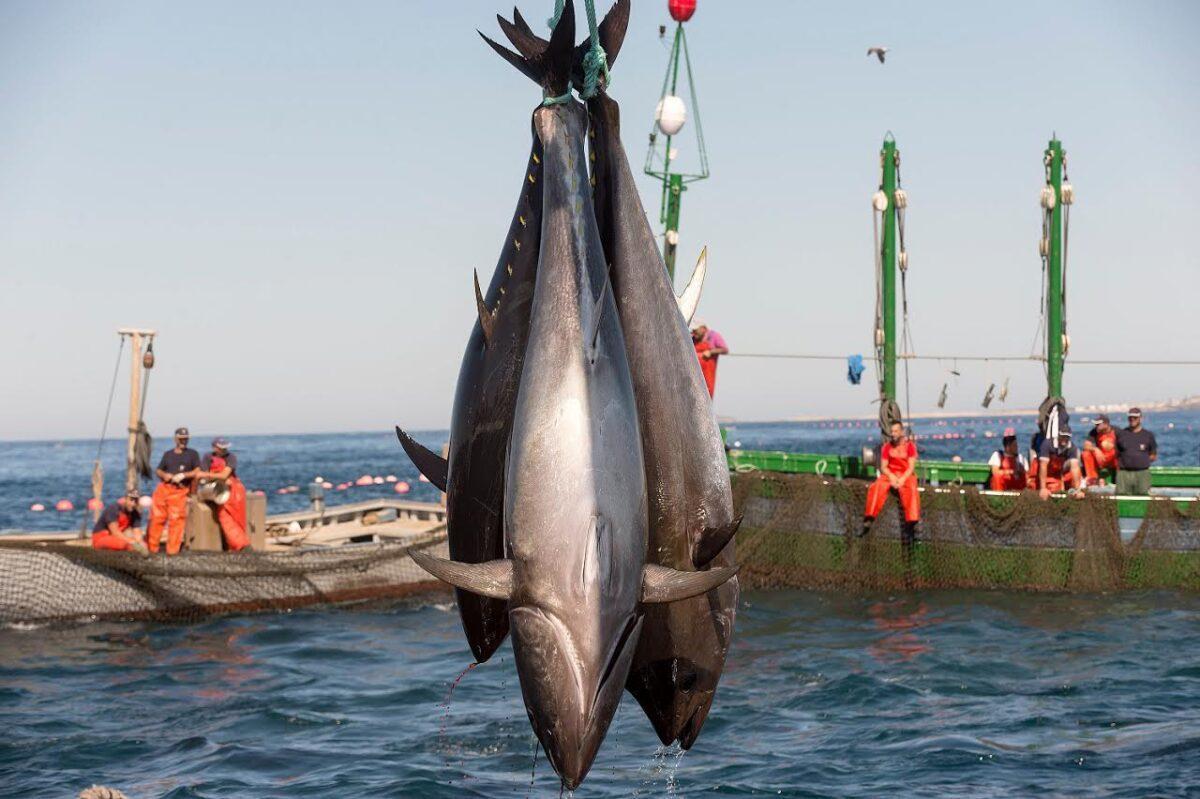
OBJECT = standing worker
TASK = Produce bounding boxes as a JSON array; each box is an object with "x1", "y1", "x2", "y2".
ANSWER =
[
  {"x1": 1081, "y1": 414, "x2": 1118, "y2": 486},
  {"x1": 988, "y1": 428, "x2": 1028, "y2": 491},
  {"x1": 861, "y1": 421, "x2": 920, "y2": 544},
  {"x1": 199, "y1": 437, "x2": 250, "y2": 551},
  {"x1": 1115, "y1": 408, "x2": 1157, "y2": 496},
  {"x1": 1037, "y1": 428, "x2": 1085, "y2": 499},
  {"x1": 147, "y1": 426, "x2": 201, "y2": 554},
  {"x1": 92, "y1": 491, "x2": 148, "y2": 555},
  {"x1": 691, "y1": 321, "x2": 729, "y2": 398}
]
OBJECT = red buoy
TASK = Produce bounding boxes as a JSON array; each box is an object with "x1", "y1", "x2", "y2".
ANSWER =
[
  {"x1": 87, "y1": 497, "x2": 103, "y2": 512},
  {"x1": 668, "y1": 0, "x2": 696, "y2": 22}
]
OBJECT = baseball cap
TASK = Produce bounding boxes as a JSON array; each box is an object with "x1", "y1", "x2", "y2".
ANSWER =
[
  {"x1": 211, "y1": 437, "x2": 232, "y2": 450},
  {"x1": 1128, "y1": 408, "x2": 1143, "y2": 418},
  {"x1": 174, "y1": 427, "x2": 190, "y2": 437},
  {"x1": 1057, "y1": 427, "x2": 1073, "y2": 439},
  {"x1": 1093, "y1": 414, "x2": 1110, "y2": 426}
]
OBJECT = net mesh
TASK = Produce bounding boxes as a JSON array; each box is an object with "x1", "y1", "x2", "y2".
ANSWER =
[
  {"x1": 0, "y1": 534, "x2": 448, "y2": 625},
  {"x1": 3, "y1": 478, "x2": 1198, "y2": 626},
  {"x1": 731, "y1": 473, "x2": 1200, "y2": 593}
]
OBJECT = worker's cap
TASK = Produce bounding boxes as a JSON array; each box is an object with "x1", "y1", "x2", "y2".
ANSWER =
[
  {"x1": 1093, "y1": 414, "x2": 1110, "y2": 426},
  {"x1": 174, "y1": 427, "x2": 190, "y2": 437},
  {"x1": 1128, "y1": 407, "x2": 1143, "y2": 418},
  {"x1": 690, "y1": 319, "x2": 707, "y2": 331},
  {"x1": 1057, "y1": 427, "x2": 1073, "y2": 439},
  {"x1": 124, "y1": 489, "x2": 141, "y2": 500},
  {"x1": 211, "y1": 437, "x2": 232, "y2": 450},
  {"x1": 1002, "y1": 427, "x2": 1017, "y2": 441}
]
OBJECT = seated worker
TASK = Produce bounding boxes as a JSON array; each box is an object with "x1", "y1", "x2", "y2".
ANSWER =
[
  {"x1": 148, "y1": 426, "x2": 201, "y2": 555},
  {"x1": 1081, "y1": 414, "x2": 1118, "y2": 486},
  {"x1": 1115, "y1": 407, "x2": 1157, "y2": 496},
  {"x1": 861, "y1": 421, "x2": 920, "y2": 544},
  {"x1": 988, "y1": 428, "x2": 1028, "y2": 491},
  {"x1": 1037, "y1": 428, "x2": 1085, "y2": 500},
  {"x1": 691, "y1": 321, "x2": 729, "y2": 398},
  {"x1": 1026, "y1": 429, "x2": 1046, "y2": 490},
  {"x1": 199, "y1": 437, "x2": 251, "y2": 551},
  {"x1": 92, "y1": 491, "x2": 148, "y2": 554}
]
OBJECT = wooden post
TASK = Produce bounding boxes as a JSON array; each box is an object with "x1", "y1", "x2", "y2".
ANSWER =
[{"x1": 117, "y1": 328, "x2": 156, "y2": 494}]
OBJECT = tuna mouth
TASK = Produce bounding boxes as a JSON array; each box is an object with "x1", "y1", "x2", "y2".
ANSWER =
[{"x1": 509, "y1": 607, "x2": 643, "y2": 790}]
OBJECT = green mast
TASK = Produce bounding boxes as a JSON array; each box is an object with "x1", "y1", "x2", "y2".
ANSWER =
[
  {"x1": 1044, "y1": 138, "x2": 1067, "y2": 398},
  {"x1": 880, "y1": 136, "x2": 898, "y2": 404},
  {"x1": 645, "y1": 15, "x2": 708, "y2": 282}
]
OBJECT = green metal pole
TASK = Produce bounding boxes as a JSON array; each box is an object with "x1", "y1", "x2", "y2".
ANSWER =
[
  {"x1": 881, "y1": 138, "x2": 898, "y2": 403},
  {"x1": 664, "y1": 174, "x2": 683, "y2": 280},
  {"x1": 1046, "y1": 138, "x2": 1064, "y2": 398},
  {"x1": 659, "y1": 23, "x2": 684, "y2": 281}
]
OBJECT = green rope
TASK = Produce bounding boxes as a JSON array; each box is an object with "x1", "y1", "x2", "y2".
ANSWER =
[
  {"x1": 541, "y1": 84, "x2": 573, "y2": 106},
  {"x1": 546, "y1": 0, "x2": 565, "y2": 29}
]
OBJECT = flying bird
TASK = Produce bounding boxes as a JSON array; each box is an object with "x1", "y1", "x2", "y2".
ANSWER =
[{"x1": 867, "y1": 46, "x2": 888, "y2": 63}]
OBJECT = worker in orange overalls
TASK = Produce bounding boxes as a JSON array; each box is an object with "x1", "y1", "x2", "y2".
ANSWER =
[
  {"x1": 1037, "y1": 428, "x2": 1086, "y2": 500},
  {"x1": 988, "y1": 428, "x2": 1028, "y2": 491},
  {"x1": 691, "y1": 321, "x2": 729, "y2": 398},
  {"x1": 147, "y1": 426, "x2": 201, "y2": 554},
  {"x1": 1081, "y1": 414, "x2": 1118, "y2": 486},
  {"x1": 200, "y1": 437, "x2": 250, "y2": 551},
  {"x1": 92, "y1": 491, "x2": 148, "y2": 554},
  {"x1": 861, "y1": 421, "x2": 920, "y2": 544}
]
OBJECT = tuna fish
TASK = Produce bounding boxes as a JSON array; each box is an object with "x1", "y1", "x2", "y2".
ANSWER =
[
  {"x1": 410, "y1": 4, "x2": 738, "y2": 786},
  {"x1": 393, "y1": 0, "x2": 578, "y2": 664},
  {"x1": 583, "y1": 11, "x2": 740, "y2": 750}
]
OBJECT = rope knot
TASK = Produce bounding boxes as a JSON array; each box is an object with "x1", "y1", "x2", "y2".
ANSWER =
[{"x1": 580, "y1": 44, "x2": 610, "y2": 99}]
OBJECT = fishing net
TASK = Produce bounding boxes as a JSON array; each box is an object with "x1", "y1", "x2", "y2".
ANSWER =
[
  {"x1": 731, "y1": 473, "x2": 1200, "y2": 593},
  {"x1": 0, "y1": 534, "x2": 448, "y2": 625}
]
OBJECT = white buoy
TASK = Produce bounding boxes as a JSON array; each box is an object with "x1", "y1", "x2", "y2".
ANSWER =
[
  {"x1": 655, "y1": 95, "x2": 687, "y2": 136},
  {"x1": 30, "y1": 503, "x2": 46, "y2": 512}
]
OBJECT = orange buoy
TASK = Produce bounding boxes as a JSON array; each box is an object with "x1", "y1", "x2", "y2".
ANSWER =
[
  {"x1": 385, "y1": 475, "x2": 398, "y2": 483},
  {"x1": 373, "y1": 476, "x2": 385, "y2": 485},
  {"x1": 55, "y1": 500, "x2": 74, "y2": 512},
  {"x1": 394, "y1": 481, "x2": 411, "y2": 495},
  {"x1": 418, "y1": 474, "x2": 430, "y2": 483},
  {"x1": 87, "y1": 497, "x2": 103, "y2": 512},
  {"x1": 138, "y1": 496, "x2": 152, "y2": 510},
  {"x1": 322, "y1": 481, "x2": 333, "y2": 490}
]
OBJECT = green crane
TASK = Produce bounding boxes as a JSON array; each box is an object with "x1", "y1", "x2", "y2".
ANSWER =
[
  {"x1": 873, "y1": 134, "x2": 908, "y2": 431},
  {"x1": 1042, "y1": 138, "x2": 1071, "y2": 400},
  {"x1": 644, "y1": 13, "x2": 708, "y2": 282}
]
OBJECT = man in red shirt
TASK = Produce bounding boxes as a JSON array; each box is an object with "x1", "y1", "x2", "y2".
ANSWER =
[
  {"x1": 861, "y1": 421, "x2": 920, "y2": 543},
  {"x1": 691, "y1": 321, "x2": 729, "y2": 398},
  {"x1": 91, "y1": 492, "x2": 149, "y2": 555},
  {"x1": 1081, "y1": 415, "x2": 1118, "y2": 486}
]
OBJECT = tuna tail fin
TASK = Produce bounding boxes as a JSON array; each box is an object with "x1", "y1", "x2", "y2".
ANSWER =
[
  {"x1": 479, "y1": 0, "x2": 574, "y2": 97},
  {"x1": 394, "y1": 427, "x2": 448, "y2": 493},
  {"x1": 676, "y1": 245, "x2": 708, "y2": 325},
  {"x1": 641, "y1": 564, "x2": 739, "y2": 604},
  {"x1": 410, "y1": 550, "x2": 514, "y2": 600},
  {"x1": 499, "y1": 0, "x2": 630, "y2": 92},
  {"x1": 691, "y1": 514, "x2": 742, "y2": 569}
]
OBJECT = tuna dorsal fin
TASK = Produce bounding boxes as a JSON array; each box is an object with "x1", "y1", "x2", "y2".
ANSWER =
[
  {"x1": 641, "y1": 563, "x2": 739, "y2": 604},
  {"x1": 691, "y1": 514, "x2": 742, "y2": 569},
  {"x1": 676, "y1": 245, "x2": 708, "y2": 325},
  {"x1": 409, "y1": 550, "x2": 514, "y2": 600},
  {"x1": 394, "y1": 426, "x2": 448, "y2": 493},
  {"x1": 474, "y1": 269, "x2": 496, "y2": 345}
]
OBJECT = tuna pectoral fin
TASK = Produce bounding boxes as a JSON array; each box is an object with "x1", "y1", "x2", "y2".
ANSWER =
[
  {"x1": 641, "y1": 564, "x2": 739, "y2": 604},
  {"x1": 410, "y1": 549, "x2": 514, "y2": 600},
  {"x1": 394, "y1": 427, "x2": 448, "y2": 492},
  {"x1": 675, "y1": 246, "x2": 708, "y2": 325},
  {"x1": 691, "y1": 514, "x2": 743, "y2": 569}
]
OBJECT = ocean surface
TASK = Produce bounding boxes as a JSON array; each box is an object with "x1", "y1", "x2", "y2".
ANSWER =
[
  {"x1": 2, "y1": 591, "x2": 1198, "y2": 798},
  {"x1": 2, "y1": 417, "x2": 1199, "y2": 797},
  {"x1": 4, "y1": 411, "x2": 1200, "y2": 533}
]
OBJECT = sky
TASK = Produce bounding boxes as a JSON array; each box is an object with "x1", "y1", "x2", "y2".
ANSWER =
[{"x1": 1, "y1": 0, "x2": 1198, "y2": 441}]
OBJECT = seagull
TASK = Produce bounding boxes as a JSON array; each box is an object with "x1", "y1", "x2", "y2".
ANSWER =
[{"x1": 867, "y1": 46, "x2": 889, "y2": 64}]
